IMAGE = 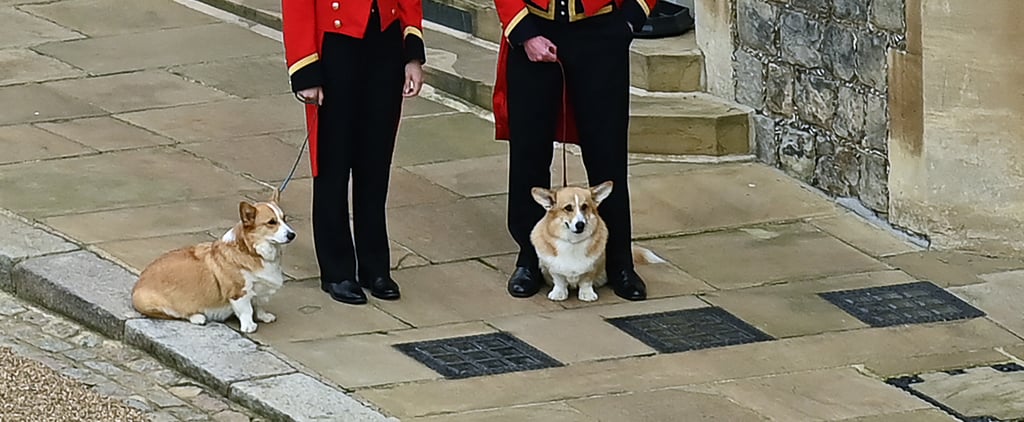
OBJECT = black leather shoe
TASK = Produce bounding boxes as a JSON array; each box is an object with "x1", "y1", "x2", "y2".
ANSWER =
[
  {"x1": 321, "y1": 280, "x2": 367, "y2": 305},
  {"x1": 360, "y1": 276, "x2": 401, "y2": 300},
  {"x1": 609, "y1": 268, "x2": 647, "y2": 301},
  {"x1": 507, "y1": 266, "x2": 542, "y2": 298}
]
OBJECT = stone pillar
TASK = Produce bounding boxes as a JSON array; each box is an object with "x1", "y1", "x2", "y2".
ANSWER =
[
  {"x1": 694, "y1": 0, "x2": 736, "y2": 100},
  {"x1": 889, "y1": 0, "x2": 1024, "y2": 254}
]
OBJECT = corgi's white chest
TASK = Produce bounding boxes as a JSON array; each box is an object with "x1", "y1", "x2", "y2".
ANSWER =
[
  {"x1": 243, "y1": 261, "x2": 285, "y2": 297},
  {"x1": 539, "y1": 240, "x2": 599, "y2": 279}
]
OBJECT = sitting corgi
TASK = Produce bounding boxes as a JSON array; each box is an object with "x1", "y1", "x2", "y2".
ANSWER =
[
  {"x1": 131, "y1": 191, "x2": 295, "y2": 333},
  {"x1": 530, "y1": 181, "x2": 664, "y2": 302}
]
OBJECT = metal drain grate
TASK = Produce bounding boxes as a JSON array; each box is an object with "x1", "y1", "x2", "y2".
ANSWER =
[
  {"x1": 606, "y1": 307, "x2": 773, "y2": 354},
  {"x1": 393, "y1": 332, "x2": 562, "y2": 379},
  {"x1": 818, "y1": 281, "x2": 985, "y2": 328}
]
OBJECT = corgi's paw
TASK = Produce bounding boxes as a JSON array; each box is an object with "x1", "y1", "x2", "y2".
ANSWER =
[
  {"x1": 239, "y1": 322, "x2": 258, "y2": 333},
  {"x1": 256, "y1": 311, "x2": 277, "y2": 323},
  {"x1": 578, "y1": 287, "x2": 599, "y2": 302},
  {"x1": 547, "y1": 287, "x2": 569, "y2": 301},
  {"x1": 188, "y1": 314, "x2": 207, "y2": 325}
]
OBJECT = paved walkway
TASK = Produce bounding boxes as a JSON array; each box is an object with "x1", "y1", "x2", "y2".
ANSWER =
[{"x1": 3, "y1": 0, "x2": 1024, "y2": 421}]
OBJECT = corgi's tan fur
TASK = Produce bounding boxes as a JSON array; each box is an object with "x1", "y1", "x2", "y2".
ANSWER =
[
  {"x1": 530, "y1": 181, "x2": 664, "y2": 302},
  {"x1": 131, "y1": 191, "x2": 295, "y2": 333}
]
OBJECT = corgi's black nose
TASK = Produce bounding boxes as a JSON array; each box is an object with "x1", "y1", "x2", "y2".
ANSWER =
[
  {"x1": 287, "y1": 232, "x2": 296, "y2": 241},
  {"x1": 574, "y1": 221, "x2": 585, "y2": 232}
]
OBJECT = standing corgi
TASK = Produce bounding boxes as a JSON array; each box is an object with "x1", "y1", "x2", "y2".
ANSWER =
[
  {"x1": 131, "y1": 191, "x2": 295, "y2": 333},
  {"x1": 530, "y1": 181, "x2": 664, "y2": 302}
]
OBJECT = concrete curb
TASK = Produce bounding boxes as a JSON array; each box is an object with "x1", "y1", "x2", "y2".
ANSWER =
[{"x1": 0, "y1": 211, "x2": 397, "y2": 422}]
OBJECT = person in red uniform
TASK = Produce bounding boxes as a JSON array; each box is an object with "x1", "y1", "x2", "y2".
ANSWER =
[
  {"x1": 282, "y1": 0, "x2": 426, "y2": 305},
  {"x1": 492, "y1": 0, "x2": 657, "y2": 301}
]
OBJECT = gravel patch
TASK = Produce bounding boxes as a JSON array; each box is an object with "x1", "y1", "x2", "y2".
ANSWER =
[{"x1": 0, "y1": 346, "x2": 148, "y2": 422}]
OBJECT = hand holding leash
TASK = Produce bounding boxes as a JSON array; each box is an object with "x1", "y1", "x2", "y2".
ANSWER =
[
  {"x1": 404, "y1": 62, "x2": 424, "y2": 97},
  {"x1": 524, "y1": 36, "x2": 557, "y2": 62},
  {"x1": 296, "y1": 86, "x2": 324, "y2": 105}
]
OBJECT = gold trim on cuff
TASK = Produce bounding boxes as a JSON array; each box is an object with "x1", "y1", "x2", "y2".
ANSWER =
[
  {"x1": 404, "y1": 26, "x2": 424, "y2": 39},
  {"x1": 636, "y1": 0, "x2": 650, "y2": 15},
  {"x1": 288, "y1": 53, "x2": 319, "y2": 76},
  {"x1": 504, "y1": 8, "x2": 529, "y2": 38}
]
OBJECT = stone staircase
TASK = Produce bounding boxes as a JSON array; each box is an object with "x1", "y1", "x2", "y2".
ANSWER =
[
  {"x1": 197, "y1": 0, "x2": 752, "y2": 156},
  {"x1": 421, "y1": 0, "x2": 750, "y2": 156}
]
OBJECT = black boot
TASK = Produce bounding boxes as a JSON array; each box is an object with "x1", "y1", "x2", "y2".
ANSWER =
[
  {"x1": 360, "y1": 276, "x2": 401, "y2": 300},
  {"x1": 507, "y1": 266, "x2": 542, "y2": 298},
  {"x1": 321, "y1": 280, "x2": 367, "y2": 305},
  {"x1": 609, "y1": 268, "x2": 647, "y2": 301}
]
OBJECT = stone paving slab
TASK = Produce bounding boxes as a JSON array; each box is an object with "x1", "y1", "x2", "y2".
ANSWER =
[
  {"x1": 34, "y1": 23, "x2": 282, "y2": 75},
  {"x1": 568, "y1": 388, "x2": 768, "y2": 421},
  {"x1": 12, "y1": 250, "x2": 141, "y2": 339},
  {"x1": 409, "y1": 402, "x2": 595, "y2": 422},
  {"x1": 169, "y1": 55, "x2": 290, "y2": 99},
  {"x1": 43, "y1": 69, "x2": 234, "y2": 114},
  {"x1": 810, "y1": 213, "x2": 924, "y2": 257},
  {"x1": 0, "y1": 48, "x2": 84, "y2": 86},
  {"x1": 386, "y1": 196, "x2": 516, "y2": 263},
  {"x1": 703, "y1": 270, "x2": 916, "y2": 338},
  {"x1": 116, "y1": 94, "x2": 303, "y2": 143},
  {"x1": 21, "y1": 0, "x2": 219, "y2": 37},
  {"x1": 405, "y1": 151, "x2": 590, "y2": 198},
  {"x1": 646, "y1": 222, "x2": 889, "y2": 289},
  {"x1": 0, "y1": 83, "x2": 106, "y2": 125},
  {"x1": 42, "y1": 195, "x2": 250, "y2": 244},
  {"x1": 181, "y1": 136, "x2": 311, "y2": 183},
  {"x1": 35, "y1": 116, "x2": 175, "y2": 152},
  {"x1": 392, "y1": 111, "x2": 506, "y2": 166},
  {"x1": 380, "y1": 260, "x2": 561, "y2": 326},
  {"x1": 358, "y1": 318, "x2": 1020, "y2": 418},
  {"x1": 0, "y1": 6, "x2": 83, "y2": 49},
  {"x1": 628, "y1": 163, "x2": 838, "y2": 237},
  {"x1": 0, "y1": 147, "x2": 265, "y2": 218},
  {"x1": 268, "y1": 218, "x2": 430, "y2": 280},
  {"x1": 0, "y1": 124, "x2": 95, "y2": 165},
  {"x1": 681, "y1": 367, "x2": 932, "y2": 420},
  {"x1": 864, "y1": 348, "x2": 1018, "y2": 379},
  {"x1": 951, "y1": 269, "x2": 1024, "y2": 339},
  {"x1": 245, "y1": 278, "x2": 410, "y2": 343},
  {"x1": 902, "y1": 364, "x2": 1024, "y2": 421},
  {"x1": 838, "y1": 410, "x2": 959, "y2": 421},
  {"x1": 884, "y1": 250, "x2": 1024, "y2": 287}
]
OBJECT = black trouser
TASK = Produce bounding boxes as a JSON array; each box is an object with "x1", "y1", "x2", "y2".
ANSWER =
[
  {"x1": 313, "y1": 15, "x2": 404, "y2": 283},
  {"x1": 506, "y1": 11, "x2": 634, "y2": 274}
]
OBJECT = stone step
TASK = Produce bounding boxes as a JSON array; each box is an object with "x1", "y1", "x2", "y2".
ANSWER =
[
  {"x1": 424, "y1": 0, "x2": 703, "y2": 92},
  {"x1": 186, "y1": 0, "x2": 748, "y2": 156},
  {"x1": 423, "y1": 27, "x2": 750, "y2": 156}
]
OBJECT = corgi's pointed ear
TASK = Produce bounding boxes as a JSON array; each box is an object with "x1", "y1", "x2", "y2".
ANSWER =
[
  {"x1": 591, "y1": 181, "x2": 613, "y2": 205},
  {"x1": 269, "y1": 188, "x2": 281, "y2": 204},
  {"x1": 239, "y1": 201, "x2": 258, "y2": 227},
  {"x1": 531, "y1": 187, "x2": 555, "y2": 210}
]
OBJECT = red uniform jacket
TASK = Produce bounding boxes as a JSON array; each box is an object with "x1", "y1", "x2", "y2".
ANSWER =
[
  {"x1": 492, "y1": 0, "x2": 656, "y2": 143},
  {"x1": 282, "y1": 0, "x2": 425, "y2": 177}
]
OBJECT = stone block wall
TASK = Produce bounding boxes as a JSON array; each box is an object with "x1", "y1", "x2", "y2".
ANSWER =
[{"x1": 731, "y1": 0, "x2": 906, "y2": 214}]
